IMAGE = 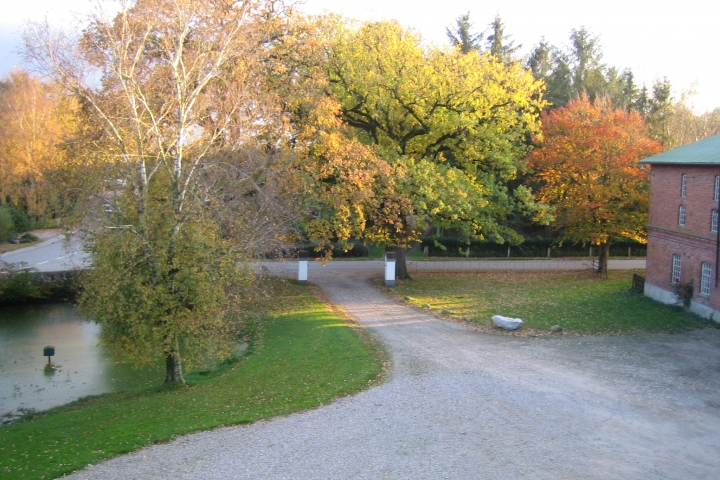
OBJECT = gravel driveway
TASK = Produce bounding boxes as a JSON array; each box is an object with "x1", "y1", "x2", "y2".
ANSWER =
[{"x1": 66, "y1": 268, "x2": 720, "y2": 479}]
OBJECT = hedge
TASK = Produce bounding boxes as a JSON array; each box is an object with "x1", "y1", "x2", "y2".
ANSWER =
[{"x1": 418, "y1": 236, "x2": 646, "y2": 258}]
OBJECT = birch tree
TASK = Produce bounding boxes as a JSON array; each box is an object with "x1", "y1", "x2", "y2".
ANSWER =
[{"x1": 23, "y1": 0, "x2": 296, "y2": 383}]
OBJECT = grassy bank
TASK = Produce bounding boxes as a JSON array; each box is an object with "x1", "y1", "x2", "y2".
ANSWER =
[
  {"x1": 0, "y1": 280, "x2": 384, "y2": 480},
  {"x1": 384, "y1": 271, "x2": 718, "y2": 335}
]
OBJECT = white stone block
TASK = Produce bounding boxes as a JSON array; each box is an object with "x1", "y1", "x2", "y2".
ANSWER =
[{"x1": 492, "y1": 315, "x2": 524, "y2": 330}]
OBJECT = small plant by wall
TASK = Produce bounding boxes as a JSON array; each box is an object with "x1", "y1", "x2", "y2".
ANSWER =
[{"x1": 673, "y1": 280, "x2": 694, "y2": 310}]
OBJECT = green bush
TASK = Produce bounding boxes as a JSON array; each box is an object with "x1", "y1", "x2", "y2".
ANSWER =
[
  {"x1": 0, "y1": 262, "x2": 45, "y2": 304},
  {"x1": 8, "y1": 206, "x2": 32, "y2": 233},
  {"x1": 32, "y1": 217, "x2": 59, "y2": 229},
  {"x1": 0, "y1": 208, "x2": 13, "y2": 242},
  {"x1": 19, "y1": 233, "x2": 40, "y2": 243},
  {"x1": 418, "y1": 236, "x2": 647, "y2": 258}
]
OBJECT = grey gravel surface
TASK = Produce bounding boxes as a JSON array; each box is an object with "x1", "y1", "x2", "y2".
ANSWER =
[{"x1": 65, "y1": 268, "x2": 720, "y2": 479}]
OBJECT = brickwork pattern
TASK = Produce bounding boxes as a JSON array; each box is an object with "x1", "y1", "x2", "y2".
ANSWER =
[{"x1": 646, "y1": 165, "x2": 720, "y2": 314}]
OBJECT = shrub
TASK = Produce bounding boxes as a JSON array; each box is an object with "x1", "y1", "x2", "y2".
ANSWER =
[
  {"x1": 673, "y1": 280, "x2": 694, "y2": 309},
  {"x1": 33, "y1": 217, "x2": 59, "y2": 229},
  {"x1": 8, "y1": 206, "x2": 32, "y2": 233},
  {"x1": 0, "y1": 262, "x2": 45, "y2": 304},
  {"x1": 0, "y1": 208, "x2": 13, "y2": 242},
  {"x1": 418, "y1": 236, "x2": 647, "y2": 258},
  {"x1": 19, "y1": 233, "x2": 40, "y2": 243}
]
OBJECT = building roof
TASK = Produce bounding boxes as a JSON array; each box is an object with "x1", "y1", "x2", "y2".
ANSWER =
[{"x1": 640, "y1": 134, "x2": 720, "y2": 165}]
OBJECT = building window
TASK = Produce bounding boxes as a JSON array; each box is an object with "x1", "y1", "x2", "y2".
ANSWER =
[
  {"x1": 672, "y1": 255, "x2": 682, "y2": 284},
  {"x1": 715, "y1": 176, "x2": 720, "y2": 202},
  {"x1": 681, "y1": 174, "x2": 687, "y2": 197},
  {"x1": 700, "y1": 263, "x2": 712, "y2": 296},
  {"x1": 713, "y1": 210, "x2": 719, "y2": 233},
  {"x1": 679, "y1": 205, "x2": 686, "y2": 226}
]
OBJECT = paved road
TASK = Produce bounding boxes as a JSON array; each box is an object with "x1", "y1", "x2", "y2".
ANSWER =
[
  {"x1": 0, "y1": 235, "x2": 90, "y2": 272},
  {"x1": 2, "y1": 239, "x2": 643, "y2": 275},
  {"x1": 66, "y1": 266, "x2": 720, "y2": 480}
]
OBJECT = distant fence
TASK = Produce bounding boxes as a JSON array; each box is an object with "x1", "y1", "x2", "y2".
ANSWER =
[
  {"x1": 407, "y1": 259, "x2": 596, "y2": 272},
  {"x1": 256, "y1": 264, "x2": 296, "y2": 279},
  {"x1": 418, "y1": 236, "x2": 647, "y2": 259}
]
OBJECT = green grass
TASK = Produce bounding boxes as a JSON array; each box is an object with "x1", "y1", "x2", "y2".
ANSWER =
[
  {"x1": 0, "y1": 240, "x2": 42, "y2": 255},
  {"x1": 0, "y1": 280, "x2": 385, "y2": 480},
  {"x1": 386, "y1": 271, "x2": 718, "y2": 335}
]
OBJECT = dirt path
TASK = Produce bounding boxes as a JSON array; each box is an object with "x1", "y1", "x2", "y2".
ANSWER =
[{"x1": 67, "y1": 268, "x2": 720, "y2": 479}]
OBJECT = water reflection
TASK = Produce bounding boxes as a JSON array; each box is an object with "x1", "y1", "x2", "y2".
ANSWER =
[{"x1": 0, "y1": 303, "x2": 163, "y2": 419}]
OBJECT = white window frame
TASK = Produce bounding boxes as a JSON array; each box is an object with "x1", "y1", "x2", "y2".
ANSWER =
[
  {"x1": 679, "y1": 205, "x2": 686, "y2": 226},
  {"x1": 700, "y1": 263, "x2": 711, "y2": 297},
  {"x1": 671, "y1": 254, "x2": 681, "y2": 284},
  {"x1": 713, "y1": 209, "x2": 719, "y2": 233},
  {"x1": 681, "y1": 174, "x2": 687, "y2": 197},
  {"x1": 715, "y1": 176, "x2": 719, "y2": 202}
]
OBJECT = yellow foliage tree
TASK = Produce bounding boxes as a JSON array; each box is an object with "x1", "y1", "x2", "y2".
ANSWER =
[
  {"x1": 0, "y1": 70, "x2": 78, "y2": 217},
  {"x1": 300, "y1": 20, "x2": 551, "y2": 277}
]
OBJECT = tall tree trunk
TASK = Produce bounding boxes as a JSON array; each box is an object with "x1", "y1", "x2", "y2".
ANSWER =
[
  {"x1": 387, "y1": 246, "x2": 411, "y2": 280},
  {"x1": 597, "y1": 241, "x2": 610, "y2": 274},
  {"x1": 164, "y1": 336, "x2": 185, "y2": 384}
]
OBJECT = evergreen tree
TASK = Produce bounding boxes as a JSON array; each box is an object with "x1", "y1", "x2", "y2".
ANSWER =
[
  {"x1": 526, "y1": 42, "x2": 571, "y2": 108},
  {"x1": 567, "y1": 27, "x2": 606, "y2": 99},
  {"x1": 486, "y1": 15, "x2": 520, "y2": 63},
  {"x1": 647, "y1": 78, "x2": 674, "y2": 148},
  {"x1": 446, "y1": 13, "x2": 482, "y2": 54}
]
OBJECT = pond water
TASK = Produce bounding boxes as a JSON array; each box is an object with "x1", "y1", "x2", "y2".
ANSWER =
[{"x1": 0, "y1": 303, "x2": 163, "y2": 421}]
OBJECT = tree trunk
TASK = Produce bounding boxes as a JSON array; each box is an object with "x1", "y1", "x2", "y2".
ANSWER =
[
  {"x1": 387, "y1": 246, "x2": 411, "y2": 280},
  {"x1": 597, "y1": 241, "x2": 610, "y2": 274},
  {"x1": 164, "y1": 337, "x2": 185, "y2": 384}
]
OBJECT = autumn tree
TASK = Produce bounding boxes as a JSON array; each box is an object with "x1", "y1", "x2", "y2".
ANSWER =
[
  {"x1": 0, "y1": 70, "x2": 78, "y2": 217},
  {"x1": 24, "y1": 0, "x2": 297, "y2": 384},
  {"x1": 526, "y1": 96, "x2": 662, "y2": 272},
  {"x1": 667, "y1": 104, "x2": 720, "y2": 147},
  {"x1": 317, "y1": 21, "x2": 550, "y2": 278},
  {"x1": 630, "y1": 78, "x2": 720, "y2": 149}
]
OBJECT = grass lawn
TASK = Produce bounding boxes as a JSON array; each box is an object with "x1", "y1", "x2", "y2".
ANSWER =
[
  {"x1": 0, "y1": 241, "x2": 42, "y2": 255},
  {"x1": 0, "y1": 229, "x2": 61, "y2": 254},
  {"x1": 0, "y1": 280, "x2": 385, "y2": 480},
  {"x1": 384, "y1": 270, "x2": 718, "y2": 335}
]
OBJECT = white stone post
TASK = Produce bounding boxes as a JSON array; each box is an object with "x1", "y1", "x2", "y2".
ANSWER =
[
  {"x1": 385, "y1": 252, "x2": 396, "y2": 287},
  {"x1": 298, "y1": 250, "x2": 308, "y2": 284}
]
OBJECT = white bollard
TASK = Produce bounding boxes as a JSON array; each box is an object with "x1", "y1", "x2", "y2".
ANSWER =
[
  {"x1": 298, "y1": 250, "x2": 308, "y2": 284},
  {"x1": 385, "y1": 252, "x2": 396, "y2": 287}
]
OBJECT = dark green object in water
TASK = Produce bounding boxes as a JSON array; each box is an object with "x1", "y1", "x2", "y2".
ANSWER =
[{"x1": 44, "y1": 345, "x2": 55, "y2": 363}]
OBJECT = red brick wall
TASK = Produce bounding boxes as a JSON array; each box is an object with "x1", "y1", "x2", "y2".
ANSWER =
[
  {"x1": 646, "y1": 165, "x2": 720, "y2": 317},
  {"x1": 648, "y1": 165, "x2": 719, "y2": 233}
]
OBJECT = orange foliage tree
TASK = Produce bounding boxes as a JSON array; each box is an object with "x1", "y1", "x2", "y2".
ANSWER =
[{"x1": 526, "y1": 96, "x2": 662, "y2": 272}]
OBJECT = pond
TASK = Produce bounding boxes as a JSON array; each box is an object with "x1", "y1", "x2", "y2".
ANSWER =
[{"x1": 0, "y1": 303, "x2": 163, "y2": 421}]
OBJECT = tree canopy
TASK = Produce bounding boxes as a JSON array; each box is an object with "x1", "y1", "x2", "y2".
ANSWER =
[
  {"x1": 24, "y1": 0, "x2": 298, "y2": 383},
  {"x1": 526, "y1": 96, "x2": 662, "y2": 272},
  {"x1": 305, "y1": 20, "x2": 550, "y2": 276},
  {"x1": 0, "y1": 70, "x2": 79, "y2": 216}
]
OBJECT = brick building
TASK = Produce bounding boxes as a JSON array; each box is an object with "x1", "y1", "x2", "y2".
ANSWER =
[{"x1": 640, "y1": 134, "x2": 720, "y2": 320}]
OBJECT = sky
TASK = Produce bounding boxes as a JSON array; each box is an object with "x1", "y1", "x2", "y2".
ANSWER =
[{"x1": 1, "y1": 0, "x2": 718, "y2": 113}]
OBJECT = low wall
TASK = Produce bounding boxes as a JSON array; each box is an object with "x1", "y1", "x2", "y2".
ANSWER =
[{"x1": 644, "y1": 281, "x2": 719, "y2": 321}]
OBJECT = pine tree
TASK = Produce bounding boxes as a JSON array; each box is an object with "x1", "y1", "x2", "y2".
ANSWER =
[
  {"x1": 446, "y1": 13, "x2": 482, "y2": 54},
  {"x1": 485, "y1": 15, "x2": 520, "y2": 63}
]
